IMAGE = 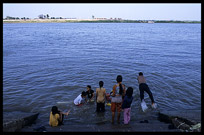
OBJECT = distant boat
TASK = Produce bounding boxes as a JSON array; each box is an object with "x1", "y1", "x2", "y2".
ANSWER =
[{"x1": 148, "y1": 21, "x2": 154, "y2": 23}]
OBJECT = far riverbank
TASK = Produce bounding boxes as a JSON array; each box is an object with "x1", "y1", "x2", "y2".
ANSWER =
[{"x1": 3, "y1": 19, "x2": 201, "y2": 23}]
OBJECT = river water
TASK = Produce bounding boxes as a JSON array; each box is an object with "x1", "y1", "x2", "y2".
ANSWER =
[{"x1": 3, "y1": 23, "x2": 201, "y2": 126}]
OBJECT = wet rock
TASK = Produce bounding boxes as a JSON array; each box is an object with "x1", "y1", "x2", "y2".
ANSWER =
[
  {"x1": 172, "y1": 118, "x2": 191, "y2": 130},
  {"x1": 158, "y1": 112, "x2": 174, "y2": 123},
  {"x1": 3, "y1": 112, "x2": 39, "y2": 132},
  {"x1": 158, "y1": 111, "x2": 201, "y2": 132}
]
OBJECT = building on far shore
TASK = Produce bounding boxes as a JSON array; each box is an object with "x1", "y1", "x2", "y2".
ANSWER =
[
  {"x1": 92, "y1": 16, "x2": 122, "y2": 20},
  {"x1": 148, "y1": 20, "x2": 154, "y2": 23},
  {"x1": 95, "y1": 18, "x2": 107, "y2": 20}
]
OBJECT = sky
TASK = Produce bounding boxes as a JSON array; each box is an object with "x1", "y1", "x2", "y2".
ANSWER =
[{"x1": 3, "y1": 3, "x2": 201, "y2": 21}]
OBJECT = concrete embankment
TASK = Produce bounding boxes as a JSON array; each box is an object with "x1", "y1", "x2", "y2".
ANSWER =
[
  {"x1": 21, "y1": 110, "x2": 200, "y2": 132},
  {"x1": 21, "y1": 118, "x2": 180, "y2": 132},
  {"x1": 3, "y1": 110, "x2": 200, "y2": 132}
]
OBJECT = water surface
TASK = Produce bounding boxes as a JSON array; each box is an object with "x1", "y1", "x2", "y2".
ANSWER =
[{"x1": 3, "y1": 23, "x2": 201, "y2": 125}]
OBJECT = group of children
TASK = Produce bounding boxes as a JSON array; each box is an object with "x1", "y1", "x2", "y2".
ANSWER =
[
  {"x1": 73, "y1": 85, "x2": 95, "y2": 106},
  {"x1": 73, "y1": 82, "x2": 107, "y2": 112},
  {"x1": 49, "y1": 72, "x2": 157, "y2": 126}
]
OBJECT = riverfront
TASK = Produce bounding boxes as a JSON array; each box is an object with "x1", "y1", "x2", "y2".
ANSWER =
[
  {"x1": 3, "y1": 22, "x2": 201, "y2": 132},
  {"x1": 3, "y1": 3, "x2": 201, "y2": 132}
]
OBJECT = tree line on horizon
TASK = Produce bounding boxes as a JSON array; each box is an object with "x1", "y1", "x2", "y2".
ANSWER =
[
  {"x1": 3, "y1": 14, "x2": 201, "y2": 23},
  {"x1": 4, "y1": 14, "x2": 68, "y2": 20}
]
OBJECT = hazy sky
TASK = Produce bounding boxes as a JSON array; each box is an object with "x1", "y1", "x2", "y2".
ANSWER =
[{"x1": 3, "y1": 3, "x2": 201, "y2": 20}]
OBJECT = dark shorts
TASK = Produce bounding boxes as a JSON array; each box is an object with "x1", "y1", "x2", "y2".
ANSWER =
[
  {"x1": 97, "y1": 102, "x2": 105, "y2": 112},
  {"x1": 139, "y1": 83, "x2": 155, "y2": 103},
  {"x1": 139, "y1": 83, "x2": 149, "y2": 91}
]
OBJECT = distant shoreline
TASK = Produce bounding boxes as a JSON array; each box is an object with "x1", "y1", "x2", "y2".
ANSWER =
[{"x1": 3, "y1": 19, "x2": 201, "y2": 24}]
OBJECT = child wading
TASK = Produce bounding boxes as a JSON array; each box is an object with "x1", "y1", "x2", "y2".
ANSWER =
[
  {"x1": 49, "y1": 106, "x2": 70, "y2": 127},
  {"x1": 122, "y1": 87, "x2": 133, "y2": 125},
  {"x1": 96, "y1": 81, "x2": 106, "y2": 112},
  {"x1": 86, "y1": 85, "x2": 95, "y2": 102},
  {"x1": 111, "y1": 75, "x2": 126, "y2": 124}
]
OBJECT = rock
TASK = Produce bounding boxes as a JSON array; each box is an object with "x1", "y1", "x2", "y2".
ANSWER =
[
  {"x1": 158, "y1": 110, "x2": 201, "y2": 123},
  {"x1": 3, "y1": 112, "x2": 39, "y2": 132},
  {"x1": 158, "y1": 110, "x2": 201, "y2": 132},
  {"x1": 172, "y1": 118, "x2": 191, "y2": 130},
  {"x1": 158, "y1": 112, "x2": 174, "y2": 123},
  {"x1": 190, "y1": 123, "x2": 201, "y2": 132}
]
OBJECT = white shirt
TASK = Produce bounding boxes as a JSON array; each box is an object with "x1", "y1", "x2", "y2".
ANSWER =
[{"x1": 74, "y1": 94, "x2": 84, "y2": 105}]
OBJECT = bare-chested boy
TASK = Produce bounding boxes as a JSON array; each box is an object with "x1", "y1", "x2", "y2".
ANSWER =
[{"x1": 137, "y1": 72, "x2": 157, "y2": 108}]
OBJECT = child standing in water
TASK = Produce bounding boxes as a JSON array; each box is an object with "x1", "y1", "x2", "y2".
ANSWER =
[
  {"x1": 96, "y1": 81, "x2": 106, "y2": 112},
  {"x1": 111, "y1": 75, "x2": 126, "y2": 124},
  {"x1": 122, "y1": 87, "x2": 133, "y2": 125},
  {"x1": 49, "y1": 106, "x2": 70, "y2": 127}
]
